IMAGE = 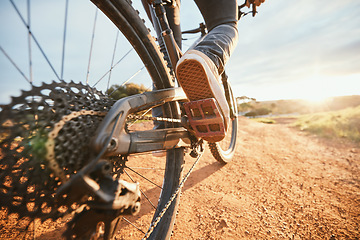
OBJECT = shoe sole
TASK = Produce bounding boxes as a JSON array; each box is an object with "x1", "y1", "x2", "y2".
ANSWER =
[
  {"x1": 176, "y1": 57, "x2": 228, "y2": 142},
  {"x1": 176, "y1": 59, "x2": 215, "y2": 101}
]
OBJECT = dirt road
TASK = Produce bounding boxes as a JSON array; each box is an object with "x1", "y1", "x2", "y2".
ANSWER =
[
  {"x1": 1, "y1": 117, "x2": 359, "y2": 239},
  {"x1": 172, "y1": 117, "x2": 360, "y2": 239}
]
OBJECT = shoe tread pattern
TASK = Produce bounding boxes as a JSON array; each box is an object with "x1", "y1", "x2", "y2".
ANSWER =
[{"x1": 176, "y1": 60, "x2": 214, "y2": 101}]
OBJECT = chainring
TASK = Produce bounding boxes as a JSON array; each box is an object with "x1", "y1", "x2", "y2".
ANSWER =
[{"x1": 0, "y1": 80, "x2": 115, "y2": 225}]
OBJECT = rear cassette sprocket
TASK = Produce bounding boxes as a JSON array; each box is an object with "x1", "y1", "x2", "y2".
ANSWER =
[{"x1": 0, "y1": 80, "x2": 114, "y2": 226}]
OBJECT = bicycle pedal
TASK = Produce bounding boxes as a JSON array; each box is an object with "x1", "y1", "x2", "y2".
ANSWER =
[{"x1": 183, "y1": 98, "x2": 225, "y2": 142}]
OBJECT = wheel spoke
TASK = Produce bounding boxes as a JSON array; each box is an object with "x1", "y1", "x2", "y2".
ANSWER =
[
  {"x1": 126, "y1": 167, "x2": 165, "y2": 171},
  {"x1": 107, "y1": 30, "x2": 120, "y2": 91},
  {"x1": 124, "y1": 169, "x2": 157, "y2": 210},
  {"x1": 86, "y1": 8, "x2": 98, "y2": 84},
  {"x1": 0, "y1": 46, "x2": 30, "y2": 83},
  {"x1": 92, "y1": 47, "x2": 132, "y2": 88},
  {"x1": 9, "y1": 0, "x2": 61, "y2": 81},
  {"x1": 122, "y1": 217, "x2": 146, "y2": 234},
  {"x1": 61, "y1": 0, "x2": 69, "y2": 79},
  {"x1": 106, "y1": 66, "x2": 145, "y2": 97},
  {"x1": 125, "y1": 167, "x2": 163, "y2": 190},
  {"x1": 27, "y1": 0, "x2": 33, "y2": 83}
]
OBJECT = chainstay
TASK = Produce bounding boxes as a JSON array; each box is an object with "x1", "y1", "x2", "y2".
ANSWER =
[
  {"x1": 47, "y1": 113, "x2": 182, "y2": 181},
  {"x1": 143, "y1": 147, "x2": 204, "y2": 239}
]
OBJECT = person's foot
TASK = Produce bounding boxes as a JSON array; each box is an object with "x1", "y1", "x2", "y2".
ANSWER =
[{"x1": 176, "y1": 49, "x2": 230, "y2": 142}]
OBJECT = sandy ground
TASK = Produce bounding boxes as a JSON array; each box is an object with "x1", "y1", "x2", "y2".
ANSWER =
[{"x1": 1, "y1": 117, "x2": 359, "y2": 239}]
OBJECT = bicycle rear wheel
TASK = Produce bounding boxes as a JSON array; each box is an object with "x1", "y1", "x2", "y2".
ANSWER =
[
  {"x1": 93, "y1": 1, "x2": 184, "y2": 238},
  {"x1": 0, "y1": 0, "x2": 183, "y2": 239}
]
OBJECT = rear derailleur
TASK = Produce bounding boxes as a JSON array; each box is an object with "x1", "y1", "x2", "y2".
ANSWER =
[{"x1": 57, "y1": 160, "x2": 141, "y2": 240}]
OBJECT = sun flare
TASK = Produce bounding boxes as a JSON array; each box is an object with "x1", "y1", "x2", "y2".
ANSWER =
[{"x1": 296, "y1": 75, "x2": 330, "y2": 102}]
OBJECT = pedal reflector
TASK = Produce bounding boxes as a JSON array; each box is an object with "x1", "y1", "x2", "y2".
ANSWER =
[{"x1": 183, "y1": 98, "x2": 225, "y2": 142}]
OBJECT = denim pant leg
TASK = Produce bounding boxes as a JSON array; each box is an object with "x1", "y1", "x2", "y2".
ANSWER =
[
  {"x1": 193, "y1": 0, "x2": 239, "y2": 74},
  {"x1": 194, "y1": 0, "x2": 238, "y2": 31},
  {"x1": 149, "y1": 0, "x2": 238, "y2": 75}
]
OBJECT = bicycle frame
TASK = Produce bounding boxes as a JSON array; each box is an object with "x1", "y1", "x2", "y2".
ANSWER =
[
  {"x1": 56, "y1": 0, "x2": 202, "y2": 206},
  {"x1": 92, "y1": 0, "x2": 239, "y2": 157},
  {"x1": 58, "y1": 0, "x2": 241, "y2": 229},
  {"x1": 151, "y1": 0, "x2": 183, "y2": 69},
  {"x1": 93, "y1": 87, "x2": 189, "y2": 156},
  {"x1": 0, "y1": 1, "x2": 243, "y2": 238},
  {"x1": 56, "y1": 0, "x2": 195, "y2": 208},
  {"x1": 92, "y1": 0, "x2": 200, "y2": 158}
]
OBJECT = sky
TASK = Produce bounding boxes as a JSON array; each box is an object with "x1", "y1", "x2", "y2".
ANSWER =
[
  {"x1": 227, "y1": 0, "x2": 360, "y2": 101},
  {"x1": 0, "y1": 0, "x2": 359, "y2": 104}
]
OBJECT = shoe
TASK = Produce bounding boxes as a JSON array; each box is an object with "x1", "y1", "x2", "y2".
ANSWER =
[{"x1": 176, "y1": 49, "x2": 230, "y2": 142}]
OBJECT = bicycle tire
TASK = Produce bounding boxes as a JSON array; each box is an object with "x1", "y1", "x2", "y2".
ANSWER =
[
  {"x1": 208, "y1": 117, "x2": 238, "y2": 163},
  {"x1": 92, "y1": 1, "x2": 184, "y2": 239},
  {"x1": 208, "y1": 83, "x2": 238, "y2": 163}
]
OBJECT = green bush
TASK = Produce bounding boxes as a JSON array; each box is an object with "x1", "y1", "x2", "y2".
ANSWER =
[
  {"x1": 245, "y1": 107, "x2": 272, "y2": 117},
  {"x1": 107, "y1": 83, "x2": 148, "y2": 100}
]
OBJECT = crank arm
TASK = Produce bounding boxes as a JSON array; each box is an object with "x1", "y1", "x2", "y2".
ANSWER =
[{"x1": 93, "y1": 87, "x2": 189, "y2": 156}]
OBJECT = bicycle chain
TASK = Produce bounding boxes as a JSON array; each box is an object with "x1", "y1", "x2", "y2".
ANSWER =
[
  {"x1": 127, "y1": 110, "x2": 203, "y2": 239},
  {"x1": 127, "y1": 114, "x2": 181, "y2": 123},
  {"x1": 143, "y1": 143, "x2": 204, "y2": 239}
]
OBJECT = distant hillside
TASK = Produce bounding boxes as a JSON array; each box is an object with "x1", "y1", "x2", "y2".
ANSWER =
[
  {"x1": 293, "y1": 105, "x2": 360, "y2": 143},
  {"x1": 237, "y1": 95, "x2": 360, "y2": 116}
]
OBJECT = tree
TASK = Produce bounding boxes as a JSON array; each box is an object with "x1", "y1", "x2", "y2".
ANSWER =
[
  {"x1": 244, "y1": 107, "x2": 272, "y2": 117},
  {"x1": 236, "y1": 96, "x2": 256, "y2": 104},
  {"x1": 106, "y1": 83, "x2": 148, "y2": 100},
  {"x1": 237, "y1": 96, "x2": 257, "y2": 113}
]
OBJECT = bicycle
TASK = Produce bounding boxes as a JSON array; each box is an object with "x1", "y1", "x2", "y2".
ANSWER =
[{"x1": 0, "y1": 0, "x2": 256, "y2": 239}]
